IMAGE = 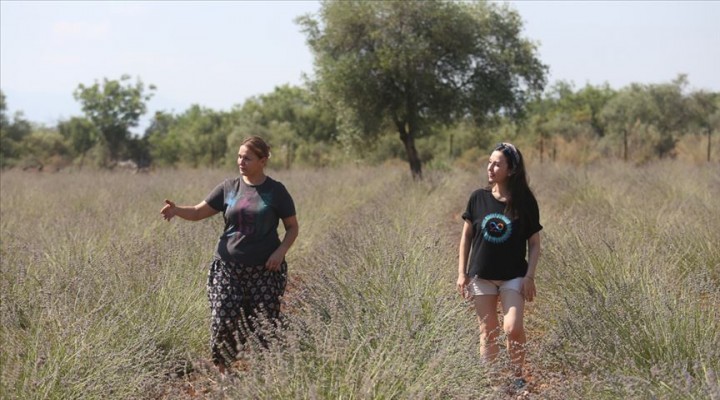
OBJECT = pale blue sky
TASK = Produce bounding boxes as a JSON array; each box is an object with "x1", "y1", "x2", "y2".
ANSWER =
[{"x1": 1, "y1": 1, "x2": 718, "y2": 133}]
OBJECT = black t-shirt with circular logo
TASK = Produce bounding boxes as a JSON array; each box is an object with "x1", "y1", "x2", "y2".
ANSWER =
[{"x1": 462, "y1": 188, "x2": 542, "y2": 280}]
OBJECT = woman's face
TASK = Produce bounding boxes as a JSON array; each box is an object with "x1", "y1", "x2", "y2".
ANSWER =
[
  {"x1": 487, "y1": 150, "x2": 511, "y2": 185},
  {"x1": 237, "y1": 145, "x2": 266, "y2": 177}
]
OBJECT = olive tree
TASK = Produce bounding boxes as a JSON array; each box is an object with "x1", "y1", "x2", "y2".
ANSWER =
[{"x1": 298, "y1": 0, "x2": 546, "y2": 178}]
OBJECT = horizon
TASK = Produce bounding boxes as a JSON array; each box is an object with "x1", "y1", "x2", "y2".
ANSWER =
[{"x1": 1, "y1": 0, "x2": 718, "y2": 133}]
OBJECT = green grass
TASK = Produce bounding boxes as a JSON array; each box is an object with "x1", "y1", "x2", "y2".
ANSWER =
[{"x1": 1, "y1": 162, "x2": 718, "y2": 399}]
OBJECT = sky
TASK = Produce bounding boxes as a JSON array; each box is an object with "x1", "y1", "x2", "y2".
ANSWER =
[{"x1": 1, "y1": 1, "x2": 719, "y2": 134}]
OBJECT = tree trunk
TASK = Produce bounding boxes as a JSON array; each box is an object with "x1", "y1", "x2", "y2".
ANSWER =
[
  {"x1": 399, "y1": 127, "x2": 422, "y2": 180},
  {"x1": 449, "y1": 133, "x2": 454, "y2": 159},
  {"x1": 708, "y1": 127, "x2": 712, "y2": 163},
  {"x1": 285, "y1": 143, "x2": 293, "y2": 169},
  {"x1": 623, "y1": 128, "x2": 628, "y2": 162}
]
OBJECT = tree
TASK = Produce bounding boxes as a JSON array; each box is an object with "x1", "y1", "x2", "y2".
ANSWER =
[
  {"x1": 0, "y1": 90, "x2": 8, "y2": 130},
  {"x1": 298, "y1": 0, "x2": 546, "y2": 178},
  {"x1": 21, "y1": 127, "x2": 68, "y2": 170},
  {"x1": 687, "y1": 90, "x2": 719, "y2": 162},
  {"x1": 237, "y1": 84, "x2": 339, "y2": 167},
  {"x1": 573, "y1": 83, "x2": 615, "y2": 138},
  {"x1": 146, "y1": 111, "x2": 181, "y2": 166},
  {"x1": 73, "y1": 75, "x2": 155, "y2": 163},
  {"x1": 600, "y1": 84, "x2": 654, "y2": 161},
  {"x1": 241, "y1": 84, "x2": 337, "y2": 143},
  {"x1": 0, "y1": 90, "x2": 33, "y2": 168},
  {"x1": 57, "y1": 117, "x2": 98, "y2": 169},
  {"x1": 523, "y1": 81, "x2": 616, "y2": 162},
  {"x1": 163, "y1": 105, "x2": 227, "y2": 168},
  {"x1": 644, "y1": 75, "x2": 691, "y2": 157}
]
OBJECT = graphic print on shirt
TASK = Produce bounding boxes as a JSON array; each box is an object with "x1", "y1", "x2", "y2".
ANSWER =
[
  {"x1": 481, "y1": 213, "x2": 512, "y2": 244},
  {"x1": 224, "y1": 188, "x2": 266, "y2": 240}
]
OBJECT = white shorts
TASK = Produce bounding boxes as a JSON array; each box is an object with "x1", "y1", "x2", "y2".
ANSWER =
[{"x1": 466, "y1": 276, "x2": 524, "y2": 296}]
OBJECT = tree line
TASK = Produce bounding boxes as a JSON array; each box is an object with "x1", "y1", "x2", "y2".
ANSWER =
[{"x1": 1, "y1": 1, "x2": 718, "y2": 174}]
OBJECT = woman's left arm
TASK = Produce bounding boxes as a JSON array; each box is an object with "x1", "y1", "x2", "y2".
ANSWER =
[
  {"x1": 265, "y1": 215, "x2": 299, "y2": 271},
  {"x1": 523, "y1": 231, "x2": 542, "y2": 301}
]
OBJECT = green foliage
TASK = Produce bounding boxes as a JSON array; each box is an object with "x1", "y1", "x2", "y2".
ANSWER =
[
  {"x1": 515, "y1": 75, "x2": 715, "y2": 164},
  {"x1": 687, "y1": 90, "x2": 720, "y2": 133},
  {"x1": 580, "y1": 84, "x2": 616, "y2": 137},
  {"x1": 241, "y1": 84, "x2": 337, "y2": 144},
  {"x1": 298, "y1": 0, "x2": 547, "y2": 177},
  {"x1": 73, "y1": 75, "x2": 156, "y2": 161},
  {"x1": 0, "y1": 90, "x2": 8, "y2": 129},
  {"x1": 57, "y1": 116, "x2": 98, "y2": 169},
  {"x1": 146, "y1": 106, "x2": 228, "y2": 168},
  {"x1": 230, "y1": 85, "x2": 340, "y2": 169},
  {"x1": 20, "y1": 128, "x2": 69, "y2": 168},
  {"x1": 146, "y1": 86, "x2": 339, "y2": 169},
  {"x1": 522, "y1": 81, "x2": 617, "y2": 162},
  {"x1": 542, "y1": 81, "x2": 616, "y2": 138},
  {"x1": 0, "y1": 91, "x2": 34, "y2": 168},
  {"x1": 686, "y1": 89, "x2": 720, "y2": 163},
  {"x1": 597, "y1": 76, "x2": 693, "y2": 161},
  {"x1": 175, "y1": 105, "x2": 227, "y2": 168},
  {"x1": 4, "y1": 62, "x2": 720, "y2": 171},
  {"x1": 145, "y1": 111, "x2": 181, "y2": 167}
]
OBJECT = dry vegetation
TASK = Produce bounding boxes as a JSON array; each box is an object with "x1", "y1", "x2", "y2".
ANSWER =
[{"x1": 1, "y1": 161, "x2": 719, "y2": 399}]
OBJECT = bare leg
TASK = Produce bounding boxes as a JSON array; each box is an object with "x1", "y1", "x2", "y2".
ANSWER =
[
  {"x1": 472, "y1": 294, "x2": 500, "y2": 363},
  {"x1": 500, "y1": 289, "x2": 526, "y2": 377}
]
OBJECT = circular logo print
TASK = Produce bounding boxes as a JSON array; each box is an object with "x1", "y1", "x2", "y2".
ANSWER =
[{"x1": 481, "y1": 213, "x2": 512, "y2": 244}]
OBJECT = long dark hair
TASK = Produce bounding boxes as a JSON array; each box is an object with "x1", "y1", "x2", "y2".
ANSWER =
[{"x1": 492, "y1": 143, "x2": 537, "y2": 228}]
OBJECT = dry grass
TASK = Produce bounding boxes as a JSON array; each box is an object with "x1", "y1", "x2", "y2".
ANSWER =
[{"x1": 1, "y1": 161, "x2": 718, "y2": 399}]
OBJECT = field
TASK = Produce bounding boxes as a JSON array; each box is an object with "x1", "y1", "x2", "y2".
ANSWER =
[{"x1": 1, "y1": 162, "x2": 719, "y2": 399}]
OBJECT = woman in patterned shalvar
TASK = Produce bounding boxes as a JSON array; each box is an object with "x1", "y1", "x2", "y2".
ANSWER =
[
  {"x1": 160, "y1": 136, "x2": 299, "y2": 373},
  {"x1": 456, "y1": 142, "x2": 542, "y2": 389}
]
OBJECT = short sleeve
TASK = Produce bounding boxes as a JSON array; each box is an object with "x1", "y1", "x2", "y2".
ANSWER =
[
  {"x1": 204, "y1": 181, "x2": 226, "y2": 212},
  {"x1": 274, "y1": 182, "x2": 296, "y2": 219},
  {"x1": 525, "y1": 196, "x2": 543, "y2": 238},
  {"x1": 461, "y1": 192, "x2": 475, "y2": 222}
]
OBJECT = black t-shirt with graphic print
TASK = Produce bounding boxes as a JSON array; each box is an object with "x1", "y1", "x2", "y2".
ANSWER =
[
  {"x1": 205, "y1": 176, "x2": 296, "y2": 266},
  {"x1": 462, "y1": 188, "x2": 542, "y2": 281}
]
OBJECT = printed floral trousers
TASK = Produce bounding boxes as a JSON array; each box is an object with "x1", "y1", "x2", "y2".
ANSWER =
[{"x1": 206, "y1": 258, "x2": 287, "y2": 366}]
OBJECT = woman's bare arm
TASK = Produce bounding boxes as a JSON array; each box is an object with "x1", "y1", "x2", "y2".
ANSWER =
[
  {"x1": 457, "y1": 220, "x2": 473, "y2": 297},
  {"x1": 161, "y1": 200, "x2": 218, "y2": 222},
  {"x1": 265, "y1": 215, "x2": 299, "y2": 271}
]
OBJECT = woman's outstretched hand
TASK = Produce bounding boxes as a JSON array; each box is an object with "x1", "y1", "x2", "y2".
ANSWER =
[{"x1": 160, "y1": 199, "x2": 177, "y2": 221}]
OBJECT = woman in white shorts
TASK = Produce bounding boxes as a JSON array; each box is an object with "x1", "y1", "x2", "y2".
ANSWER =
[{"x1": 457, "y1": 142, "x2": 542, "y2": 388}]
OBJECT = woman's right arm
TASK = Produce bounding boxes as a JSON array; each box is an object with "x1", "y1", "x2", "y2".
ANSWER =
[
  {"x1": 457, "y1": 220, "x2": 473, "y2": 297},
  {"x1": 161, "y1": 199, "x2": 219, "y2": 222}
]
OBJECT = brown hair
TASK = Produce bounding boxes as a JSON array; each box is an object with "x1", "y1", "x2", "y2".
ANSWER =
[{"x1": 241, "y1": 136, "x2": 271, "y2": 159}]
